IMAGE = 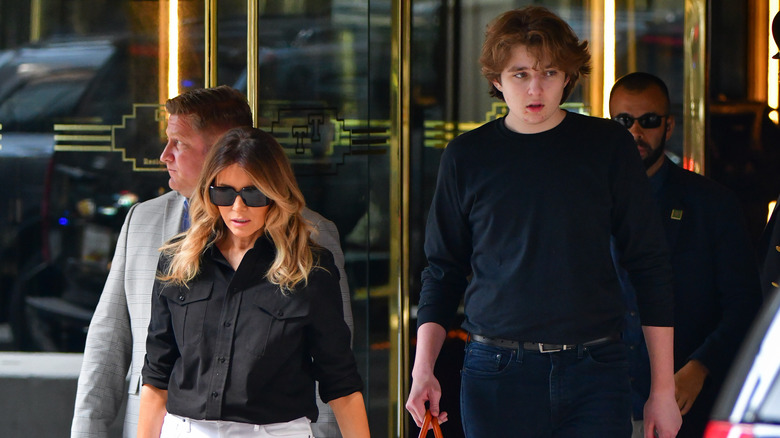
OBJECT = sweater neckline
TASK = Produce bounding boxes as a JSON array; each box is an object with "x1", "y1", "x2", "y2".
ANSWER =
[{"x1": 495, "y1": 109, "x2": 572, "y2": 140}]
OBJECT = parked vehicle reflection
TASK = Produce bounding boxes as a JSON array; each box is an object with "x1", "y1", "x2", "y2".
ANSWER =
[{"x1": 0, "y1": 36, "x2": 167, "y2": 351}]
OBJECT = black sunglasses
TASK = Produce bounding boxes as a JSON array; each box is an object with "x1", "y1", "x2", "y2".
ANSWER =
[
  {"x1": 612, "y1": 113, "x2": 667, "y2": 129},
  {"x1": 209, "y1": 186, "x2": 269, "y2": 207}
]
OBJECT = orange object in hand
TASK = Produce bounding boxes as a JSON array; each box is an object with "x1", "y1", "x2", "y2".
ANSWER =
[{"x1": 418, "y1": 410, "x2": 443, "y2": 438}]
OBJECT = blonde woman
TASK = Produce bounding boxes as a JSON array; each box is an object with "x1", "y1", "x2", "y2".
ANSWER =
[{"x1": 138, "y1": 126, "x2": 369, "y2": 438}]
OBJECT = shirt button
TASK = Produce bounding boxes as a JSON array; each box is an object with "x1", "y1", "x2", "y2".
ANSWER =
[
  {"x1": 629, "y1": 311, "x2": 636, "y2": 317},
  {"x1": 212, "y1": 391, "x2": 219, "y2": 398},
  {"x1": 277, "y1": 310, "x2": 284, "y2": 317},
  {"x1": 218, "y1": 357, "x2": 226, "y2": 363},
  {"x1": 224, "y1": 321, "x2": 231, "y2": 327},
  {"x1": 178, "y1": 295, "x2": 185, "y2": 301}
]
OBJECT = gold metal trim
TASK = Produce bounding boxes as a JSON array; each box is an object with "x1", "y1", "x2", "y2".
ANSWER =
[
  {"x1": 52, "y1": 104, "x2": 167, "y2": 173},
  {"x1": 390, "y1": 0, "x2": 411, "y2": 437},
  {"x1": 159, "y1": 1, "x2": 169, "y2": 105},
  {"x1": 53, "y1": 135, "x2": 113, "y2": 142},
  {"x1": 588, "y1": 0, "x2": 605, "y2": 117},
  {"x1": 205, "y1": 0, "x2": 218, "y2": 87},
  {"x1": 54, "y1": 146, "x2": 114, "y2": 152},
  {"x1": 684, "y1": 0, "x2": 707, "y2": 173},
  {"x1": 54, "y1": 125, "x2": 113, "y2": 131},
  {"x1": 748, "y1": 0, "x2": 769, "y2": 102},
  {"x1": 247, "y1": 0, "x2": 259, "y2": 127},
  {"x1": 30, "y1": 0, "x2": 42, "y2": 42}
]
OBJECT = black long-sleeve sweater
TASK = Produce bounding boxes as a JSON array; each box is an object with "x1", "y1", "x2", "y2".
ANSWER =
[{"x1": 418, "y1": 111, "x2": 674, "y2": 343}]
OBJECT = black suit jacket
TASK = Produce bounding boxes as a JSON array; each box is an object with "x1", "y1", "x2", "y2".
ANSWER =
[
  {"x1": 654, "y1": 159, "x2": 762, "y2": 435},
  {"x1": 657, "y1": 159, "x2": 761, "y2": 377}
]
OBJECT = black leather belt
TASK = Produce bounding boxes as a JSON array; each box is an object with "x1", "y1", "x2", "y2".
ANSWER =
[{"x1": 469, "y1": 333, "x2": 619, "y2": 353}]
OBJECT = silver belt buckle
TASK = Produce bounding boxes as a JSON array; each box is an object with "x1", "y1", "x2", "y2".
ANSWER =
[{"x1": 538, "y1": 343, "x2": 565, "y2": 353}]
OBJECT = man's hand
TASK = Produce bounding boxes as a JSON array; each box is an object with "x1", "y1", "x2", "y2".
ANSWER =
[
  {"x1": 642, "y1": 326, "x2": 681, "y2": 438},
  {"x1": 406, "y1": 323, "x2": 449, "y2": 429},
  {"x1": 405, "y1": 371, "x2": 448, "y2": 428},
  {"x1": 675, "y1": 359, "x2": 709, "y2": 415},
  {"x1": 644, "y1": 391, "x2": 682, "y2": 438}
]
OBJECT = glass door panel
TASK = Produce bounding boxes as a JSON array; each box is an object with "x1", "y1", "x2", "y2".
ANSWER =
[{"x1": 236, "y1": 2, "x2": 395, "y2": 436}]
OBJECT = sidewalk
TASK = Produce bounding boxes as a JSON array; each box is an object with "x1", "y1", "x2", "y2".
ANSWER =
[{"x1": 0, "y1": 350, "x2": 125, "y2": 437}]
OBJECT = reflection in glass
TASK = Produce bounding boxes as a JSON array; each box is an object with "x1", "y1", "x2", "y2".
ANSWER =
[
  {"x1": 0, "y1": 1, "x2": 176, "y2": 352},
  {"x1": 227, "y1": 3, "x2": 395, "y2": 436},
  {"x1": 615, "y1": 0, "x2": 684, "y2": 162}
]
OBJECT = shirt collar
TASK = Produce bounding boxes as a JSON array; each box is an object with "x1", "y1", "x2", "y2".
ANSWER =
[{"x1": 207, "y1": 232, "x2": 274, "y2": 268}]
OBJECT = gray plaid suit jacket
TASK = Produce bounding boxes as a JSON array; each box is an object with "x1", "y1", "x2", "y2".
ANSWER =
[{"x1": 71, "y1": 190, "x2": 353, "y2": 437}]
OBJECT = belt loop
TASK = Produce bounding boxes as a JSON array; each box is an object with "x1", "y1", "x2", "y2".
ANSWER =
[
  {"x1": 516, "y1": 343, "x2": 524, "y2": 363},
  {"x1": 577, "y1": 343, "x2": 585, "y2": 359}
]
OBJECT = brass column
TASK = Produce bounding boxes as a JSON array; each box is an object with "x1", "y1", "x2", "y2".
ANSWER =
[
  {"x1": 684, "y1": 0, "x2": 707, "y2": 173},
  {"x1": 247, "y1": 0, "x2": 260, "y2": 127},
  {"x1": 204, "y1": 0, "x2": 218, "y2": 88},
  {"x1": 390, "y1": 0, "x2": 411, "y2": 436}
]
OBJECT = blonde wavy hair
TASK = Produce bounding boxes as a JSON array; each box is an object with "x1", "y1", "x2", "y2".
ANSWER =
[{"x1": 158, "y1": 127, "x2": 314, "y2": 291}]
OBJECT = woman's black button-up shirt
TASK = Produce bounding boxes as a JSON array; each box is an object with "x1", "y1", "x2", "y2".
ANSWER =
[{"x1": 142, "y1": 235, "x2": 362, "y2": 425}]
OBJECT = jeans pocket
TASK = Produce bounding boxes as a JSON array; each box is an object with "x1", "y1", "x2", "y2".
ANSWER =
[{"x1": 462, "y1": 342, "x2": 514, "y2": 377}]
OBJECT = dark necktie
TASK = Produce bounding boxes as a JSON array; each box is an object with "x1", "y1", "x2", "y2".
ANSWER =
[{"x1": 180, "y1": 199, "x2": 190, "y2": 232}]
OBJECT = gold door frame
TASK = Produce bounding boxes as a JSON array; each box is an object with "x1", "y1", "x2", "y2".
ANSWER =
[
  {"x1": 390, "y1": 0, "x2": 412, "y2": 437},
  {"x1": 685, "y1": 0, "x2": 707, "y2": 173}
]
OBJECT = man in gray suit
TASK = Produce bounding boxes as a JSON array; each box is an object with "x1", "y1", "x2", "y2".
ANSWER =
[{"x1": 71, "y1": 86, "x2": 353, "y2": 438}]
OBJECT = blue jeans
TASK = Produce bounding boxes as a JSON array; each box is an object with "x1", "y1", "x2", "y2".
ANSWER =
[{"x1": 460, "y1": 340, "x2": 632, "y2": 438}]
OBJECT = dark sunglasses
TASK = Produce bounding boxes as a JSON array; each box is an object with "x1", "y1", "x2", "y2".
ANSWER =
[
  {"x1": 612, "y1": 113, "x2": 667, "y2": 129},
  {"x1": 209, "y1": 186, "x2": 269, "y2": 207}
]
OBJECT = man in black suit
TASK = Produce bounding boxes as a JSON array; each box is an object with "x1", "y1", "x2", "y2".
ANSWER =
[{"x1": 609, "y1": 72, "x2": 763, "y2": 438}]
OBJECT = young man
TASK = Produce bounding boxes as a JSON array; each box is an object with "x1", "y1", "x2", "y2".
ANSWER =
[
  {"x1": 610, "y1": 72, "x2": 762, "y2": 438},
  {"x1": 406, "y1": 7, "x2": 681, "y2": 438},
  {"x1": 71, "y1": 86, "x2": 353, "y2": 438}
]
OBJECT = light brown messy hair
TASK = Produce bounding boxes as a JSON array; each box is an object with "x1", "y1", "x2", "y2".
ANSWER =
[{"x1": 480, "y1": 6, "x2": 591, "y2": 104}]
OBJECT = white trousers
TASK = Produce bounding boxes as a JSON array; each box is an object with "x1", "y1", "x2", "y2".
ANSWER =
[
  {"x1": 160, "y1": 413, "x2": 313, "y2": 438},
  {"x1": 631, "y1": 419, "x2": 644, "y2": 438}
]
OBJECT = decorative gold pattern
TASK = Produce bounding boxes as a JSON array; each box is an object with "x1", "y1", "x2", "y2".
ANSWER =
[
  {"x1": 53, "y1": 104, "x2": 166, "y2": 172},
  {"x1": 259, "y1": 107, "x2": 390, "y2": 169}
]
